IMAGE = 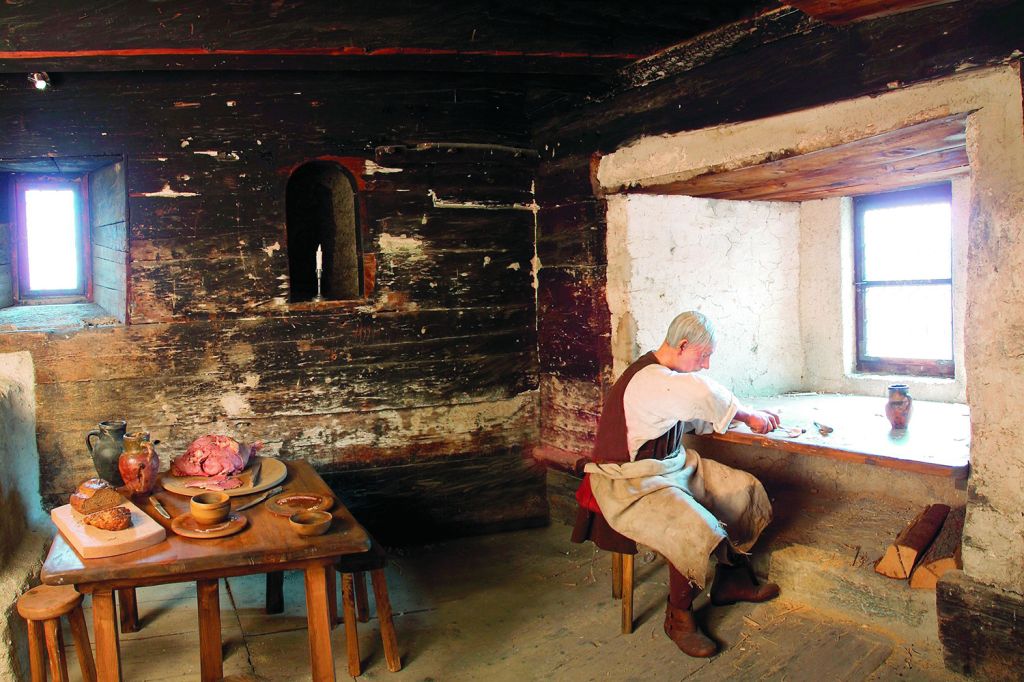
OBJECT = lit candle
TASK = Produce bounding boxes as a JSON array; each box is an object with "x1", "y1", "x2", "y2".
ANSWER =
[{"x1": 315, "y1": 244, "x2": 323, "y2": 270}]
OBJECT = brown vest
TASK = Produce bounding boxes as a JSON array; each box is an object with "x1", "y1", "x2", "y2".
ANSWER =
[
  {"x1": 571, "y1": 352, "x2": 686, "y2": 553},
  {"x1": 591, "y1": 352, "x2": 685, "y2": 464}
]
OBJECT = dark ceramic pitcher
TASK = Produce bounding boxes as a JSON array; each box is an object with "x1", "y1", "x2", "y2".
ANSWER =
[{"x1": 86, "y1": 420, "x2": 127, "y2": 485}]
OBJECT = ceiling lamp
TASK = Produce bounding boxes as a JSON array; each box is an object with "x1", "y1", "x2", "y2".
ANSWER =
[{"x1": 28, "y1": 72, "x2": 50, "y2": 90}]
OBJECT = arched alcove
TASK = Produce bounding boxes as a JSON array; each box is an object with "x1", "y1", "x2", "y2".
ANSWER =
[{"x1": 286, "y1": 162, "x2": 361, "y2": 301}]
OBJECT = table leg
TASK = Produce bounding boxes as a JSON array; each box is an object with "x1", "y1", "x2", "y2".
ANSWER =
[
  {"x1": 266, "y1": 571, "x2": 284, "y2": 614},
  {"x1": 304, "y1": 564, "x2": 337, "y2": 682},
  {"x1": 92, "y1": 590, "x2": 122, "y2": 682},
  {"x1": 340, "y1": 573, "x2": 360, "y2": 677},
  {"x1": 117, "y1": 588, "x2": 139, "y2": 633},
  {"x1": 326, "y1": 565, "x2": 338, "y2": 629},
  {"x1": 196, "y1": 579, "x2": 223, "y2": 682}
]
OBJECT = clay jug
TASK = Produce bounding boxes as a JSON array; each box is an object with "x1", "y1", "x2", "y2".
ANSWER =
[
  {"x1": 86, "y1": 420, "x2": 127, "y2": 486},
  {"x1": 885, "y1": 384, "x2": 913, "y2": 430},
  {"x1": 119, "y1": 431, "x2": 160, "y2": 495}
]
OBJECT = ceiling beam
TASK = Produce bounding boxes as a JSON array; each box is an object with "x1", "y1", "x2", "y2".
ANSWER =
[
  {"x1": 785, "y1": 0, "x2": 961, "y2": 24},
  {"x1": 624, "y1": 113, "x2": 970, "y2": 201}
]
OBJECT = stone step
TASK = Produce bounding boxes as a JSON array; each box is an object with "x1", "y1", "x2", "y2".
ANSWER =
[{"x1": 761, "y1": 487, "x2": 944, "y2": 644}]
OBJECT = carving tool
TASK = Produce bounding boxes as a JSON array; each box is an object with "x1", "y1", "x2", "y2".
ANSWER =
[
  {"x1": 814, "y1": 421, "x2": 834, "y2": 436},
  {"x1": 235, "y1": 485, "x2": 283, "y2": 512},
  {"x1": 149, "y1": 495, "x2": 171, "y2": 519}
]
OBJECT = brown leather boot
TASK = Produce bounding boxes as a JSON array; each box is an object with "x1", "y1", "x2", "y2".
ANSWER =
[
  {"x1": 710, "y1": 563, "x2": 780, "y2": 606},
  {"x1": 663, "y1": 602, "x2": 717, "y2": 657}
]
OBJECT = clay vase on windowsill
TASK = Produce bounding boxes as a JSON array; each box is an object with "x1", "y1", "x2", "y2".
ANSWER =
[{"x1": 885, "y1": 384, "x2": 913, "y2": 430}]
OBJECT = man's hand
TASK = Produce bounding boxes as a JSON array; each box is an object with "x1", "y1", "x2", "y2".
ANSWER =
[{"x1": 735, "y1": 408, "x2": 781, "y2": 435}]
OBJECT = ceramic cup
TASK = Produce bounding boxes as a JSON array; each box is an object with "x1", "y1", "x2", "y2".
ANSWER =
[
  {"x1": 191, "y1": 491, "x2": 231, "y2": 525},
  {"x1": 289, "y1": 510, "x2": 332, "y2": 536}
]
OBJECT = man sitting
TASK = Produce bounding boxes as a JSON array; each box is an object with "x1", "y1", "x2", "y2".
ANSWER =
[{"x1": 572, "y1": 310, "x2": 781, "y2": 656}]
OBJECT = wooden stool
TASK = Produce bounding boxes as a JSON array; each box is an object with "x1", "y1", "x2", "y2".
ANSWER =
[
  {"x1": 17, "y1": 584, "x2": 97, "y2": 682},
  {"x1": 336, "y1": 540, "x2": 401, "y2": 677}
]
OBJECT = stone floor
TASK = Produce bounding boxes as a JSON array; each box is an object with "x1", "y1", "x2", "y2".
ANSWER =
[{"x1": 58, "y1": 520, "x2": 967, "y2": 681}]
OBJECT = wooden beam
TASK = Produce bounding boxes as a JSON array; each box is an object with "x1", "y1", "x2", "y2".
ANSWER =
[
  {"x1": 786, "y1": 0, "x2": 962, "y2": 24},
  {"x1": 624, "y1": 114, "x2": 969, "y2": 201},
  {"x1": 938, "y1": 570, "x2": 1024, "y2": 678}
]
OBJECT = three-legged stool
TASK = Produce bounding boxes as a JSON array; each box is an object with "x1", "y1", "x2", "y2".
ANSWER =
[{"x1": 17, "y1": 584, "x2": 96, "y2": 682}]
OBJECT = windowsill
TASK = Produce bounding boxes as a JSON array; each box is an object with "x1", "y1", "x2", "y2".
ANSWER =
[
  {"x1": 695, "y1": 392, "x2": 970, "y2": 479},
  {"x1": 0, "y1": 303, "x2": 121, "y2": 332},
  {"x1": 284, "y1": 298, "x2": 367, "y2": 312},
  {"x1": 845, "y1": 372, "x2": 955, "y2": 386}
]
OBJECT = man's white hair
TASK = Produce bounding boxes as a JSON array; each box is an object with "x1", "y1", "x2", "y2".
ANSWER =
[{"x1": 664, "y1": 311, "x2": 716, "y2": 348}]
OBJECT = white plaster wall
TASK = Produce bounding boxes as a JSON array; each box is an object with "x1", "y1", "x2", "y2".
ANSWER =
[
  {"x1": 606, "y1": 193, "x2": 803, "y2": 396},
  {"x1": 599, "y1": 65, "x2": 1024, "y2": 594},
  {"x1": 0, "y1": 353, "x2": 46, "y2": 531},
  {"x1": 798, "y1": 176, "x2": 970, "y2": 403},
  {"x1": 0, "y1": 351, "x2": 49, "y2": 682}
]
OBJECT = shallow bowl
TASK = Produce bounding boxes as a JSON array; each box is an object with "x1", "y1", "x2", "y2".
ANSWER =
[
  {"x1": 190, "y1": 491, "x2": 230, "y2": 525},
  {"x1": 289, "y1": 510, "x2": 332, "y2": 536}
]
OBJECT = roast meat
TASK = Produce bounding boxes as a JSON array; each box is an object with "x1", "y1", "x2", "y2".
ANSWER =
[
  {"x1": 170, "y1": 435, "x2": 263, "y2": 478},
  {"x1": 186, "y1": 474, "x2": 244, "y2": 490}
]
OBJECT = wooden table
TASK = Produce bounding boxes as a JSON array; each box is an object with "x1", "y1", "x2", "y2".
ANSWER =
[
  {"x1": 697, "y1": 393, "x2": 970, "y2": 478},
  {"x1": 42, "y1": 459, "x2": 370, "y2": 682}
]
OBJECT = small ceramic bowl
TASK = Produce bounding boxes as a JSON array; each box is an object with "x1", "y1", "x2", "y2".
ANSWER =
[
  {"x1": 289, "y1": 510, "x2": 332, "y2": 537},
  {"x1": 191, "y1": 491, "x2": 231, "y2": 525}
]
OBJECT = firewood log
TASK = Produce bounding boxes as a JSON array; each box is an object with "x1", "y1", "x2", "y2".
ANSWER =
[
  {"x1": 910, "y1": 506, "x2": 965, "y2": 589},
  {"x1": 875, "y1": 504, "x2": 950, "y2": 579}
]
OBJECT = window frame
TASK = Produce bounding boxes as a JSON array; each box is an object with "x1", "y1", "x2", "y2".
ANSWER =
[
  {"x1": 11, "y1": 174, "x2": 91, "y2": 303},
  {"x1": 853, "y1": 183, "x2": 954, "y2": 378}
]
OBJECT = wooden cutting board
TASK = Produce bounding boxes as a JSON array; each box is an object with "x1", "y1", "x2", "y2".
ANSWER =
[{"x1": 51, "y1": 500, "x2": 166, "y2": 559}]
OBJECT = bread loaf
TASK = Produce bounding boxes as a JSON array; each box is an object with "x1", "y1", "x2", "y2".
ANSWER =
[
  {"x1": 70, "y1": 478, "x2": 125, "y2": 515},
  {"x1": 83, "y1": 506, "x2": 133, "y2": 531}
]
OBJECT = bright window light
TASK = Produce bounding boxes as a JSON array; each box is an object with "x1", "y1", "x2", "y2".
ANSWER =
[
  {"x1": 24, "y1": 188, "x2": 79, "y2": 291},
  {"x1": 854, "y1": 184, "x2": 953, "y2": 377}
]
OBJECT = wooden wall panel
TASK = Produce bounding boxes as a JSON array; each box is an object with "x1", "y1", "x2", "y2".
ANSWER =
[
  {"x1": 537, "y1": 1, "x2": 1024, "y2": 157},
  {"x1": 536, "y1": 266, "x2": 612, "y2": 380},
  {"x1": 0, "y1": 70, "x2": 543, "y2": 534},
  {"x1": 90, "y1": 162, "x2": 128, "y2": 321}
]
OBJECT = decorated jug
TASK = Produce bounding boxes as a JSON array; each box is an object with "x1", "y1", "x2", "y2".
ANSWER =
[
  {"x1": 884, "y1": 384, "x2": 913, "y2": 430},
  {"x1": 86, "y1": 420, "x2": 127, "y2": 486},
  {"x1": 119, "y1": 431, "x2": 160, "y2": 495}
]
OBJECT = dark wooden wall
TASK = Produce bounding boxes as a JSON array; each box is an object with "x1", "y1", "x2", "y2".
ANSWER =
[
  {"x1": 532, "y1": 0, "x2": 1024, "y2": 456},
  {"x1": 0, "y1": 69, "x2": 546, "y2": 542}
]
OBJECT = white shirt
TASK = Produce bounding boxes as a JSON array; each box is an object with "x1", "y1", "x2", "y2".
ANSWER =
[{"x1": 621, "y1": 364, "x2": 740, "y2": 460}]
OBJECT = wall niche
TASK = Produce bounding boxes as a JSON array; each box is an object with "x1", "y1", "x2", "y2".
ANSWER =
[{"x1": 286, "y1": 161, "x2": 361, "y2": 302}]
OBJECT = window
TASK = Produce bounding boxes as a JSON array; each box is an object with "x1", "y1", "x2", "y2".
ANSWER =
[
  {"x1": 853, "y1": 183, "x2": 953, "y2": 377},
  {"x1": 13, "y1": 175, "x2": 90, "y2": 301}
]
